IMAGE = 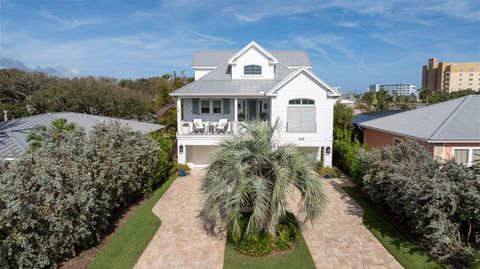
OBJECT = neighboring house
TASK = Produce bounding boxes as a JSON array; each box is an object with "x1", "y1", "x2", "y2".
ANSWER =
[
  {"x1": 0, "y1": 112, "x2": 165, "y2": 160},
  {"x1": 171, "y1": 41, "x2": 340, "y2": 167},
  {"x1": 358, "y1": 95, "x2": 480, "y2": 166}
]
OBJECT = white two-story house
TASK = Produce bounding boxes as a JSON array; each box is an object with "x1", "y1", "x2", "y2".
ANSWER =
[{"x1": 171, "y1": 41, "x2": 339, "y2": 167}]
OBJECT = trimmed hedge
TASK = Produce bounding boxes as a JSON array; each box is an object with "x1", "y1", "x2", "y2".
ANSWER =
[
  {"x1": 359, "y1": 141, "x2": 480, "y2": 268},
  {"x1": 228, "y1": 212, "x2": 299, "y2": 257},
  {"x1": 0, "y1": 122, "x2": 170, "y2": 268}
]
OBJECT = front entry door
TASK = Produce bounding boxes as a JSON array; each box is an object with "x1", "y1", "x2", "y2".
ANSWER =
[{"x1": 247, "y1": 100, "x2": 257, "y2": 121}]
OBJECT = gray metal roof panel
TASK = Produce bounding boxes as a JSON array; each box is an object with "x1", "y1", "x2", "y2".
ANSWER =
[
  {"x1": 0, "y1": 113, "x2": 165, "y2": 159},
  {"x1": 172, "y1": 63, "x2": 294, "y2": 96},
  {"x1": 359, "y1": 95, "x2": 480, "y2": 142},
  {"x1": 429, "y1": 95, "x2": 480, "y2": 141},
  {"x1": 192, "y1": 50, "x2": 311, "y2": 67}
]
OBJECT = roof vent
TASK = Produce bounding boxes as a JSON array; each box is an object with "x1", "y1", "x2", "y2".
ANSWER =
[{"x1": 427, "y1": 116, "x2": 432, "y2": 120}]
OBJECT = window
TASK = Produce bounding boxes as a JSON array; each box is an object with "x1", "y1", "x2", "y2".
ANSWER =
[
  {"x1": 393, "y1": 137, "x2": 402, "y2": 146},
  {"x1": 212, "y1": 100, "x2": 222, "y2": 114},
  {"x1": 288, "y1": 99, "x2": 315, "y2": 105},
  {"x1": 287, "y1": 107, "x2": 316, "y2": 133},
  {"x1": 453, "y1": 149, "x2": 469, "y2": 164},
  {"x1": 244, "y1": 65, "x2": 262, "y2": 75},
  {"x1": 473, "y1": 149, "x2": 480, "y2": 165},
  {"x1": 200, "y1": 100, "x2": 210, "y2": 114}
]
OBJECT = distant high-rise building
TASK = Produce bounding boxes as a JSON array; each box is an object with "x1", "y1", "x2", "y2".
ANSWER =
[
  {"x1": 368, "y1": 83, "x2": 416, "y2": 96},
  {"x1": 422, "y1": 58, "x2": 480, "y2": 93}
]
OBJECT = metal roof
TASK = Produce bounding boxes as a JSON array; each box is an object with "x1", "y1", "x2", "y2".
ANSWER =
[
  {"x1": 0, "y1": 112, "x2": 165, "y2": 159},
  {"x1": 353, "y1": 110, "x2": 403, "y2": 125},
  {"x1": 171, "y1": 63, "x2": 294, "y2": 97},
  {"x1": 192, "y1": 50, "x2": 311, "y2": 67},
  {"x1": 358, "y1": 95, "x2": 480, "y2": 142}
]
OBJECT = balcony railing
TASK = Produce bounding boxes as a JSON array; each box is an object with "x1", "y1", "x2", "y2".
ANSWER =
[{"x1": 179, "y1": 120, "x2": 237, "y2": 135}]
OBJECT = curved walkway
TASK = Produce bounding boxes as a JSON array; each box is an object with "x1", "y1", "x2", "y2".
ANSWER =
[
  {"x1": 134, "y1": 169, "x2": 225, "y2": 269},
  {"x1": 296, "y1": 178, "x2": 403, "y2": 269}
]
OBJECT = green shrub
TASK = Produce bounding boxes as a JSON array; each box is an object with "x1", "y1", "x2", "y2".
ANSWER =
[
  {"x1": 359, "y1": 141, "x2": 480, "y2": 268},
  {"x1": 317, "y1": 166, "x2": 341, "y2": 178},
  {"x1": 145, "y1": 131, "x2": 174, "y2": 194},
  {"x1": 0, "y1": 122, "x2": 168, "y2": 268},
  {"x1": 228, "y1": 212, "x2": 299, "y2": 257},
  {"x1": 178, "y1": 163, "x2": 191, "y2": 174},
  {"x1": 333, "y1": 130, "x2": 365, "y2": 183}
]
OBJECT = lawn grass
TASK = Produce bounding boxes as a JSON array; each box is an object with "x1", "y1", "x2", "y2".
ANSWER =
[
  {"x1": 342, "y1": 186, "x2": 445, "y2": 269},
  {"x1": 223, "y1": 229, "x2": 316, "y2": 269},
  {"x1": 89, "y1": 174, "x2": 177, "y2": 269}
]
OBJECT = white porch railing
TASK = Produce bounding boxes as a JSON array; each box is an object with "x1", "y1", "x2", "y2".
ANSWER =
[{"x1": 179, "y1": 120, "x2": 237, "y2": 135}]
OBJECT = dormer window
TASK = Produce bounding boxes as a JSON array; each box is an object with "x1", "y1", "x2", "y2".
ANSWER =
[{"x1": 244, "y1": 65, "x2": 262, "y2": 75}]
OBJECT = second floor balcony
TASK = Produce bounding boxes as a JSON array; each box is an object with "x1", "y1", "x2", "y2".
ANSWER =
[{"x1": 176, "y1": 97, "x2": 271, "y2": 136}]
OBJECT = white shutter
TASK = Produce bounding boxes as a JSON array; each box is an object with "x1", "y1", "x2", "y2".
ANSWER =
[{"x1": 287, "y1": 107, "x2": 316, "y2": 133}]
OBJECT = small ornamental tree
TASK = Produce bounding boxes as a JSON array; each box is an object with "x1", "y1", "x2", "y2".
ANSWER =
[{"x1": 200, "y1": 120, "x2": 326, "y2": 238}]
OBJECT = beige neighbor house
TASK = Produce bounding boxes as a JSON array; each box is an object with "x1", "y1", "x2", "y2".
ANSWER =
[
  {"x1": 358, "y1": 95, "x2": 480, "y2": 166},
  {"x1": 422, "y1": 58, "x2": 480, "y2": 93}
]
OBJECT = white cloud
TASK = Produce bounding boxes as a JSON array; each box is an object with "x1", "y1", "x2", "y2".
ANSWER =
[
  {"x1": 0, "y1": 27, "x2": 237, "y2": 78},
  {"x1": 227, "y1": 0, "x2": 480, "y2": 25},
  {"x1": 182, "y1": 27, "x2": 236, "y2": 45},
  {"x1": 0, "y1": 56, "x2": 80, "y2": 77},
  {"x1": 38, "y1": 10, "x2": 103, "y2": 29}
]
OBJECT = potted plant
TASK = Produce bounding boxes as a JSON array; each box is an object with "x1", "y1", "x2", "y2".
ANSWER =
[
  {"x1": 178, "y1": 163, "x2": 191, "y2": 177},
  {"x1": 182, "y1": 122, "x2": 190, "y2": 134}
]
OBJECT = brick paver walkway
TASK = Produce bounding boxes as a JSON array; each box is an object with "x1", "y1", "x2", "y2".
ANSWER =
[
  {"x1": 295, "y1": 178, "x2": 403, "y2": 269},
  {"x1": 134, "y1": 169, "x2": 225, "y2": 269}
]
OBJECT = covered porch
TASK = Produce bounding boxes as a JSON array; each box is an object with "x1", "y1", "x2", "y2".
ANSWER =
[{"x1": 176, "y1": 97, "x2": 271, "y2": 135}]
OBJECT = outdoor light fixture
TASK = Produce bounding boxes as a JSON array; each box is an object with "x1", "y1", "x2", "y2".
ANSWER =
[
  {"x1": 264, "y1": 103, "x2": 268, "y2": 110},
  {"x1": 179, "y1": 145, "x2": 184, "y2": 154},
  {"x1": 238, "y1": 104, "x2": 241, "y2": 109},
  {"x1": 326, "y1": 146, "x2": 331, "y2": 155}
]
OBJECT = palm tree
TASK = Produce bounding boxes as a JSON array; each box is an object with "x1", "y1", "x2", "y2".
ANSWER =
[
  {"x1": 200, "y1": 120, "x2": 327, "y2": 237},
  {"x1": 27, "y1": 118, "x2": 80, "y2": 151}
]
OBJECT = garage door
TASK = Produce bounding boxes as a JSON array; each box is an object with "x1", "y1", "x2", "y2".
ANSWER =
[
  {"x1": 298, "y1": 147, "x2": 319, "y2": 164},
  {"x1": 186, "y1": 146, "x2": 217, "y2": 166}
]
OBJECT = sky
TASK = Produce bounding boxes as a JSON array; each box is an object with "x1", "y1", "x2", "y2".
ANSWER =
[{"x1": 1, "y1": 0, "x2": 479, "y2": 92}]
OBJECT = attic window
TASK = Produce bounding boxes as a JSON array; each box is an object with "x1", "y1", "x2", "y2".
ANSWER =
[{"x1": 244, "y1": 65, "x2": 262, "y2": 75}]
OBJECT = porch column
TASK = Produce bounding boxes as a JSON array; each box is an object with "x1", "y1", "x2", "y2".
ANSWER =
[
  {"x1": 234, "y1": 98, "x2": 238, "y2": 134},
  {"x1": 176, "y1": 98, "x2": 182, "y2": 134}
]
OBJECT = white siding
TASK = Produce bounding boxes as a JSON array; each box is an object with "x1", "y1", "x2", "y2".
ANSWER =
[
  {"x1": 194, "y1": 68, "x2": 214, "y2": 80},
  {"x1": 231, "y1": 47, "x2": 275, "y2": 80},
  {"x1": 270, "y1": 72, "x2": 335, "y2": 166}
]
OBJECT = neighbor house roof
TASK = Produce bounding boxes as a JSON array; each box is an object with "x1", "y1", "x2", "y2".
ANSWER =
[
  {"x1": 171, "y1": 63, "x2": 294, "y2": 97},
  {"x1": 0, "y1": 112, "x2": 165, "y2": 159},
  {"x1": 353, "y1": 110, "x2": 403, "y2": 125},
  {"x1": 358, "y1": 95, "x2": 480, "y2": 142},
  {"x1": 192, "y1": 51, "x2": 311, "y2": 68}
]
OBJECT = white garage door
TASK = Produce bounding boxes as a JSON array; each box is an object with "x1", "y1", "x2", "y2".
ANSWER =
[
  {"x1": 186, "y1": 146, "x2": 217, "y2": 166},
  {"x1": 298, "y1": 147, "x2": 319, "y2": 163}
]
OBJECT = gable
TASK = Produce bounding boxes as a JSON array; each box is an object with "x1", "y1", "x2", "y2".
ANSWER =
[
  {"x1": 267, "y1": 69, "x2": 338, "y2": 97},
  {"x1": 227, "y1": 41, "x2": 278, "y2": 64},
  {"x1": 230, "y1": 46, "x2": 276, "y2": 80}
]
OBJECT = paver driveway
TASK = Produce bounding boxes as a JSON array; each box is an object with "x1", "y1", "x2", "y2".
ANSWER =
[
  {"x1": 135, "y1": 169, "x2": 401, "y2": 269},
  {"x1": 134, "y1": 169, "x2": 225, "y2": 269},
  {"x1": 295, "y1": 178, "x2": 403, "y2": 269}
]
